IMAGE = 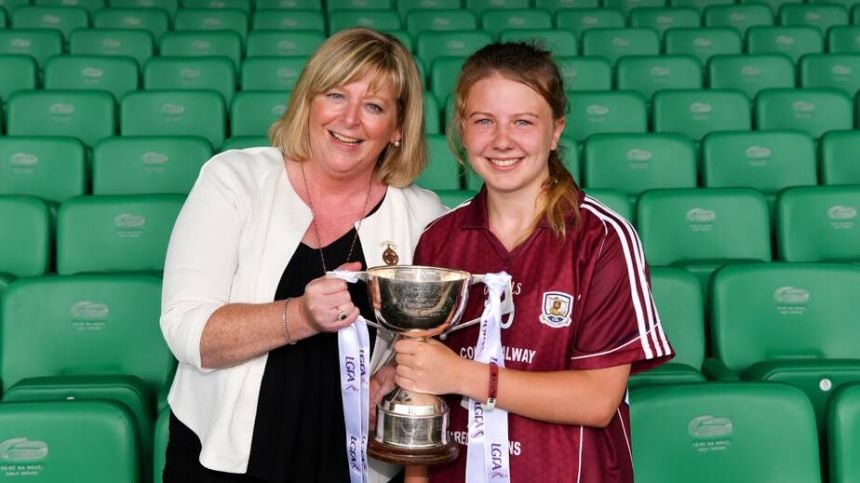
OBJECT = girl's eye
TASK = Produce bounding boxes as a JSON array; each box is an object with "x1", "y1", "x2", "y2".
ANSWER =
[{"x1": 515, "y1": 119, "x2": 532, "y2": 127}]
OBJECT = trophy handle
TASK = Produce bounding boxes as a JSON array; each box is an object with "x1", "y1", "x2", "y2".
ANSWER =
[{"x1": 439, "y1": 274, "x2": 514, "y2": 340}]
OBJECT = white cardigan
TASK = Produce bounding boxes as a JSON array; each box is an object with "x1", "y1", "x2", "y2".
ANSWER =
[{"x1": 160, "y1": 147, "x2": 447, "y2": 477}]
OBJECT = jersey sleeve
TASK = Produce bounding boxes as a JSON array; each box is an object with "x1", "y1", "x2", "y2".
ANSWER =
[{"x1": 568, "y1": 220, "x2": 673, "y2": 374}]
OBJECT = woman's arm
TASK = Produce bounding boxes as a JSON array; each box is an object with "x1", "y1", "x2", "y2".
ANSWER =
[{"x1": 394, "y1": 339, "x2": 630, "y2": 427}]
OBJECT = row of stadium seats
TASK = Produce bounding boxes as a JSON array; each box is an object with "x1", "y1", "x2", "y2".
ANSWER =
[
  {"x1": 1, "y1": 263, "x2": 859, "y2": 482},
  {"x1": 0, "y1": 381, "x2": 858, "y2": 482},
  {"x1": 2, "y1": 129, "x2": 859, "y2": 202},
  {"x1": 1, "y1": 183, "x2": 857, "y2": 282},
  {"x1": 4, "y1": 49, "x2": 860, "y2": 103},
  {"x1": 4, "y1": 22, "x2": 860, "y2": 69},
  {"x1": 4, "y1": 2, "x2": 860, "y2": 37},
  {"x1": 1, "y1": 87, "x2": 860, "y2": 148}
]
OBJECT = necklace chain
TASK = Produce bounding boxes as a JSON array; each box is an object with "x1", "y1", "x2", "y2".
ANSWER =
[{"x1": 300, "y1": 162, "x2": 374, "y2": 273}]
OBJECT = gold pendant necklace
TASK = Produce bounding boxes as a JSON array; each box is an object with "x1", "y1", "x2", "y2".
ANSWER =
[{"x1": 300, "y1": 162, "x2": 374, "y2": 272}]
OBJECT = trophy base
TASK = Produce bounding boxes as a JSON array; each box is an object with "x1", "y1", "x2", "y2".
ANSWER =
[{"x1": 368, "y1": 432, "x2": 459, "y2": 466}]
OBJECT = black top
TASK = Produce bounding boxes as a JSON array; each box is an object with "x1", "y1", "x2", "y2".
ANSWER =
[{"x1": 246, "y1": 228, "x2": 377, "y2": 482}]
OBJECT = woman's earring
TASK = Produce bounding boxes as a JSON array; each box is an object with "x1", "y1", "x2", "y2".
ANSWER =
[{"x1": 392, "y1": 140, "x2": 401, "y2": 147}]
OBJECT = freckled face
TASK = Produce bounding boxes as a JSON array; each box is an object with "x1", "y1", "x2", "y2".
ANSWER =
[
  {"x1": 462, "y1": 76, "x2": 564, "y2": 197},
  {"x1": 307, "y1": 74, "x2": 402, "y2": 178}
]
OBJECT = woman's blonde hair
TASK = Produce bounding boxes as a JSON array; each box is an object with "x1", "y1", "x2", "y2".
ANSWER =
[
  {"x1": 269, "y1": 28, "x2": 426, "y2": 187},
  {"x1": 448, "y1": 42, "x2": 581, "y2": 238}
]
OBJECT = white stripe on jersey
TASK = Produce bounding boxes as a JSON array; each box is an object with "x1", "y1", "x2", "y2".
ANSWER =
[
  {"x1": 418, "y1": 197, "x2": 473, "y2": 235},
  {"x1": 618, "y1": 406, "x2": 633, "y2": 465},
  {"x1": 577, "y1": 425, "x2": 584, "y2": 483},
  {"x1": 580, "y1": 196, "x2": 671, "y2": 359}
]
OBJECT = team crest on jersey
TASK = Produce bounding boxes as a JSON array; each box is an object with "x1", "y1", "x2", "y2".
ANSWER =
[{"x1": 539, "y1": 291, "x2": 573, "y2": 328}]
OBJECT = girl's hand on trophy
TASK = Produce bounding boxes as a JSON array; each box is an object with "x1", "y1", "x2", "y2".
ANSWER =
[
  {"x1": 369, "y1": 363, "x2": 396, "y2": 427},
  {"x1": 393, "y1": 339, "x2": 463, "y2": 395},
  {"x1": 299, "y1": 262, "x2": 362, "y2": 332}
]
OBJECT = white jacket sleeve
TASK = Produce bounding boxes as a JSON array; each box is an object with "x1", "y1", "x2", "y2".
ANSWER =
[{"x1": 160, "y1": 156, "x2": 249, "y2": 371}]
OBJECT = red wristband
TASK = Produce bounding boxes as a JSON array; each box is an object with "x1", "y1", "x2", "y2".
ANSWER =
[{"x1": 485, "y1": 362, "x2": 499, "y2": 411}]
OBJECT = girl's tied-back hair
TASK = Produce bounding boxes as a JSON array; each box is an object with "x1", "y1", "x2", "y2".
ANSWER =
[
  {"x1": 449, "y1": 41, "x2": 581, "y2": 238},
  {"x1": 270, "y1": 27, "x2": 426, "y2": 187}
]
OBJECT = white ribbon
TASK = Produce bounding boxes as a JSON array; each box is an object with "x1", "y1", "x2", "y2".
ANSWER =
[
  {"x1": 466, "y1": 272, "x2": 512, "y2": 483},
  {"x1": 332, "y1": 270, "x2": 371, "y2": 483}
]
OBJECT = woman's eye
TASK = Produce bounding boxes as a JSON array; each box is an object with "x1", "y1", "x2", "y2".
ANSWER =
[
  {"x1": 475, "y1": 118, "x2": 492, "y2": 126},
  {"x1": 326, "y1": 92, "x2": 344, "y2": 100},
  {"x1": 366, "y1": 103, "x2": 383, "y2": 113}
]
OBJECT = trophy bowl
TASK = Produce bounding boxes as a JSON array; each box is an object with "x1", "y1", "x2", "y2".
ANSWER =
[{"x1": 364, "y1": 265, "x2": 472, "y2": 465}]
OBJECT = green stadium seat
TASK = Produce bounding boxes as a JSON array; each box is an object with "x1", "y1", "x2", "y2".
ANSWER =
[
  {"x1": 669, "y1": 0, "x2": 733, "y2": 12},
  {"x1": 327, "y1": 9, "x2": 401, "y2": 33},
  {"x1": 44, "y1": 55, "x2": 139, "y2": 101},
  {"x1": 153, "y1": 406, "x2": 170, "y2": 483},
  {"x1": 120, "y1": 90, "x2": 227, "y2": 147},
  {"x1": 779, "y1": 4, "x2": 849, "y2": 35},
  {"x1": 0, "y1": 400, "x2": 141, "y2": 483},
  {"x1": 799, "y1": 54, "x2": 860, "y2": 97},
  {"x1": 0, "y1": 54, "x2": 37, "y2": 105},
  {"x1": 415, "y1": 30, "x2": 492, "y2": 69},
  {"x1": 813, "y1": 0, "x2": 860, "y2": 8},
  {"x1": 219, "y1": 135, "x2": 269, "y2": 151},
  {"x1": 583, "y1": 133, "x2": 697, "y2": 202},
  {"x1": 554, "y1": 8, "x2": 624, "y2": 38},
  {"x1": 68, "y1": 29, "x2": 155, "y2": 67},
  {"x1": 746, "y1": 26, "x2": 824, "y2": 63},
  {"x1": 92, "y1": 136, "x2": 212, "y2": 195},
  {"x1": 0, "y1": 29, "x2": 63, "y2": 69},
  {"x1": 159, "y1": 30, "x2": 242, "y2": 70},
  {"x1": 629, "y1": 7, "x2": 700, "y2": 38},
  {"x1": 111, "y1": 0, "x2": 177, "y2": 16},
  {"x1": 604, "y1": 0, "x2": 665, "y2": 15},
  {"x1": 7, "y1": 90, "x2": 116, "y2": 146},
  {"x1": 143, "y1": 56, "x2": 236, "y2": 104},
  {"x1": 536, "y1": 0, "x2": 598, "y2": 15},
  {"x1": 636, "y1": 188, "x2": 772, "y2": 293},
  {"x1": 583, "y1": 189, "x2": 631, "y2": 220},
  {"x1": 0, "y1": 195, "x2": 51, "y2": 278},
  {"x1": 240, "y1": 56, "x2": 306, "y2": 91},
  {"x1": 828, "y1": 25, "x2": 860, "y2": 54},
  {"x1": 828, "y1": 383, "x2": 860, "y2": 483},
  {"x1": 405, "y1": 9, "x2": 477, "y2": 35},
  {"x1": 581, "y1": 27, "x2": 661, "y2": 66},
  {"x1": 428, "y1": 56, "x2": 465, "y2": 103},
  {"x1": 12, "y1": 5, "x2": 89, "y2": 41},
  {"x1": 565, "y1": 91, "x2": 649, "y2": 142},
  {"x1": 417, "y1": 133, "x2": 461, "y2": 191},
  {"x1": 821, "y1": 130, "x2": 860, "y2": 186},
  {"x1": 707, "y1": 54, "x2": 795, "y2": 100},
  {"x1": 466, "y1": 0, "x2": 529, "y2": 17},
  {"x1": 92, "y1": 7, "x2": 170, "y2": 39},
  {"x1": 703, "y1": 4, "x2": 774, "y2": 35},
  {"x1": 0, "y1": 7, "x2": 6, "y2": 27},
  {"x1": 173, "y1": 8, "x2": 249, "y2": 42},
  {"x1": 755, "y1": 88, "x2": 853, "y2": 138},
  {"x1": 251, "y1": 9, "x2": 326, "y2": 31},
  {"x1": 230, "y1": 91, "x2": 289, "y2": 137},
  {"x1": 245, "y1": 30, "x2": 325, "y2": 57},
  {"x1": 326, "y1": 0, "x2": 390, "y2": 11},
  {"x1": 628, "y1": 267, "x2": 706, "y2": 386},
  {"x1": 497, "y1": 28, "x2": 577, "y2": 57},
  {"x1": 652, "y1": 89, "x2": 751, "y2": 142},
  {"x1": 36, "y1": 0, "x2": 103, "y2": 14},
  {"x1": 397, "y1": 0, "x2": 460, "y2": 21},
  {"x1": 615, "y1": 55, "x2": 703, "y2": 100},
  {"x1": 557, "y1": 56, "x2": 612, "y2": 91},
  {"x1": 739, "y1": 0, "x2": 801, "y2": 8},
  {"x1": 776, "y1": 185, "x2": 860, "y2": 263},
  {"x1": 702, "y1": 131, "x2": 817, "y2": 204},
  {"x1": 56, "y1": 194, "x2": 184, "y2": 274},
  {"x1": 663, "y1": 27, "x2": 742, "y2": 65},
  {"x1": 708, "y1": 262, "x2": 860, "y2": 431},
  {"x1": 182, "y1": 0, "x2": 250, "y2": 11},
  {"x1": 255, "y1": 0, "x2": 322, "y2": 10},
  {"x1": 0, "y1": 136, "x2": 86, "y2": 203},
  {"x1": 434, "y1": 189, "x2": 477, "y2": 209},
  {"x1": 631, "y1": 383, "x2": 822, "y2": 483},
  {"x1": 424, "y1": 91, "x2": 441, "y2": 134}
]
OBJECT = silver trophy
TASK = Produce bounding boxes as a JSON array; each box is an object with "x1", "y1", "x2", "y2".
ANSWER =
[{"x1": 356, "y1": 265, "x2": 484, "y2": 465}]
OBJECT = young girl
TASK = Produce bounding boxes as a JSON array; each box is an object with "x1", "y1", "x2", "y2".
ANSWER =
[{"x1": 392, "y1": 42, "x2": 674, "y2": 482}]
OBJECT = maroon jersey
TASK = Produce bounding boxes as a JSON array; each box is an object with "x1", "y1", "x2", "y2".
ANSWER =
[{"x1": 414, "y1": 188, "x2": 673, "y2": 483}]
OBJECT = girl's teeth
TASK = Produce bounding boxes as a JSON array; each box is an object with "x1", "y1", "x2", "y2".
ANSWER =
[{"x1": 490, "y1": 158, "x2": 518, "y2": 167}]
